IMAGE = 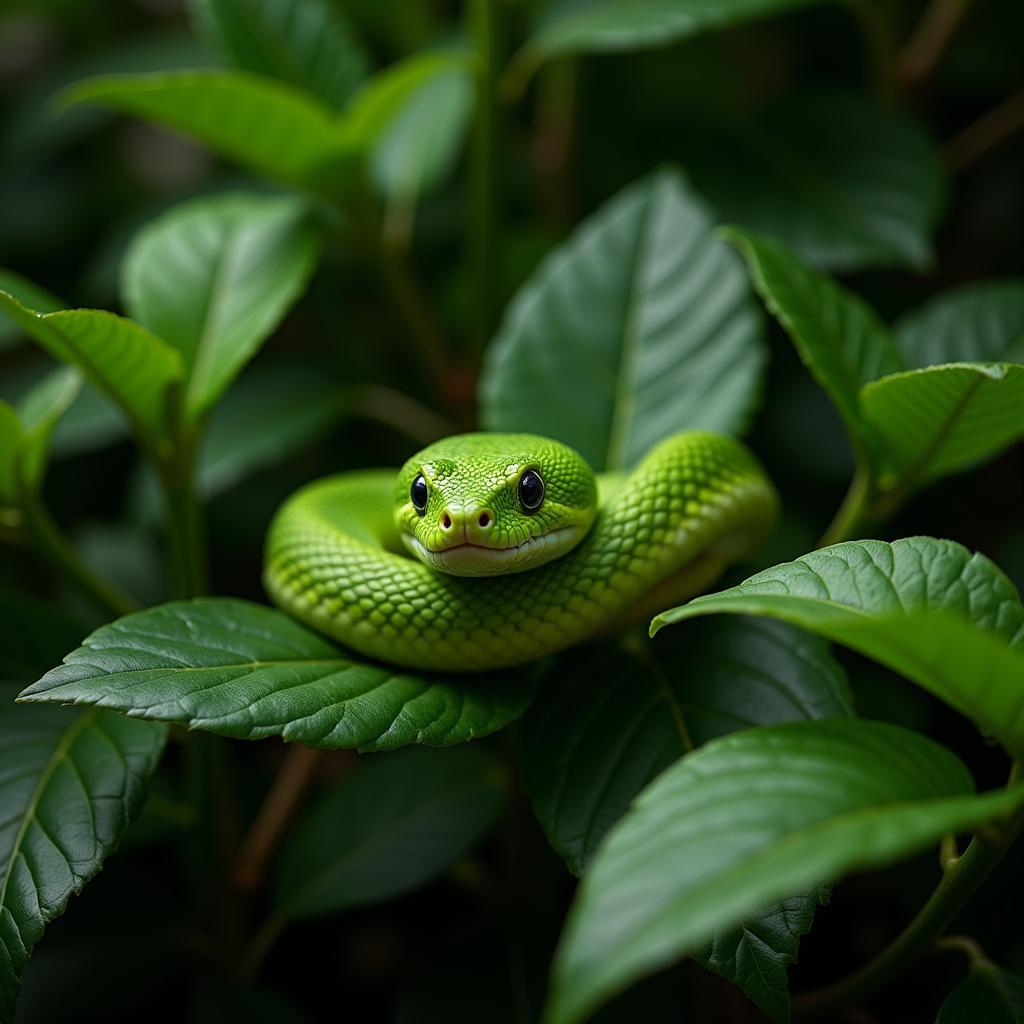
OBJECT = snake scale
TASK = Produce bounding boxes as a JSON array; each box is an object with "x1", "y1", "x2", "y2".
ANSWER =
[{"x1": 264, "y1": 432, "x2": 777, "y2": 672}]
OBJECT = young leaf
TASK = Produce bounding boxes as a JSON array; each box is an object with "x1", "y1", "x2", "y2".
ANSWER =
[
  {"x1": 275, "y1": 746, "x2": 505, "y2": 919},
  {"x1": 895, "y1": 279, "x2": 1024, "y2": 368},
  {"x1": 19, "y1": 599, "x2": 535, "y2": 752},
  {"x1": 0, "y1": 697, "x2": 167, "y2": 1022},
  {"x1": 937, "y1": 963, "x2": 1024, "y2": 1023},
  {"x1": 682, "y1": 96, "x2": 945, "y2": 272},
  {"x1": 188, "y1": 0, "x2": 370, "y2": 109},
  {"x1": 480, "y1": 168, "x2": 766, "y2": 471},
  {"x1": 545, "y1": 719, "x2": 1024, "y2": 1024},
  {"x1": 0, "y1": 292, "x2": 183, "y2": 447},
  {"x1": 346, "y1": 50, "x2": 475, "y2": 206},
  {"x1": 724, "y1": 227, "x2": 902, "y2": 446},
  {"x1": 0, "y1": 270, "x2": 62, "y2": 351},
  {"x1": 60, "y1": 70, "x2": 358, "y2": 198},
  {"x1": 122, "y1": 192, "x2": 319, "y2": 420},
  {"x1": 652, "y1": 537, "x2": 1024, "y2": 757},
  {"x1": 861, "y1": 363, "x2": 1024, "y2": 488}
]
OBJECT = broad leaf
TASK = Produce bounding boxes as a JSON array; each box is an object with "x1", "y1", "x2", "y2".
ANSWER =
[
  {"x1": 0, "y1": 270, "x2": 62, "y2": 351},
  {"x1": 480, "y1": 168, "x2": 765, "y2": 471},
  {"x1": 0, "y1": 367, "x2": 81, "y2": 504},
  {"x1": 509, "y1": 0, "x2": 826, "y2": 94},
  {"x1": 275, "y1": 746, "x2": 505, "y2": 919},
  {"x1": 862, "y1": 363, "x2": 1024, "y2": 487},
  {"x1": 682, "y1": 96, "x2": 945, "y2": 272},
  {"x1": 895, "y1": 279, "x2": 1024, "y2": 368},
  {"x1": 545, "y1": 719, "x2": 1024, "y2": 1024},
  {"x1": 0, "y1": 292, "x2": 183, "y2": 447},
  {"x1": 61, "y1": 70, "x2": 358, "y2": 198},
  {"x1": 938, "y1": 963, "x2": 1024, "y2": 1023},
  {"x1": 724, "y1": 227, "x2": 902, "y2": 445},
  {"x1": 653, "y1": 537, "x2": 1024, "y2": 757},
  {"x1": 346, "y1": 50, "x2": 474, "y2": 205},
  {"x1": 19, "y1": 599, "x2": 535, "y2": 752},
  {"x1": 122, "y1": 191, "x2": 319, "y2": 420},
  {"x1": 0, "y1": 696, "x2": 167, "y2": 1022},
  {"x1": 188, "y1": 0, "x2": 369, "y2": 109}
]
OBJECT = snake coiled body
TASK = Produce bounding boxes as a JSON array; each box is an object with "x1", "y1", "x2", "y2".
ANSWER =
[{"x1": 264, "y1": 432, "x2": 776, "y2": 672}]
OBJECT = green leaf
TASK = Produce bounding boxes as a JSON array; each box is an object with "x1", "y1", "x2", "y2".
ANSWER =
[
  {"x1": 862, "y1": 362, "x2": 1024, "y2": 487},
  {"x1": 895, "y1": 279, "x2": 1024, "y2": 367},
  {"x1": 480, "y1": 168, "x2": 766, "y2": 471},
  {"x1": 510, "y1": 0, "x2": 827, "y2": 93},
  {"x1": 60, "y1": 70, "x2": 358, "y2": 198},
  {"x1": 188, "y1": 0, "x2": 369, "y2": 109},
  {"x1": 346, "y1": 50, "x2": 475, "y2": 205},
  {"x1": 523, "y1": 618, "x2": 851, "y2": 876},
  {"x1": 0, "y1": 270, "x2": 62, "y2": 351},
  {"x1": 724, "y1": 227, "x2": 902, "y2": 446},
  {"x1": 275, "y1": 746, "x2": 505, "y2": 919},
  {"x1": 938, "y1": 963, "x2": 1024, "y2": 1023},
  {"x1": 0, "y1": 697, "x2": 167, "y2": 1022},
  {"x1": 683, "y1": 96, "x2": 946, "y2": 272},
  {"x1": 545, "y1": 719, "x2": 1024, "y2": 1024},
  {"x1": 122, "y1": 192, "x2": 319, "y2": 420},
  {"x1": 0, "y1": 292, "x2": 183, "y2": 448},
  {"x1": 652, "y1": 537, "x2": 1024, "y2": 757},
  {"x1": 19, "y1": 599, "x2": 536, "y2": 752}
]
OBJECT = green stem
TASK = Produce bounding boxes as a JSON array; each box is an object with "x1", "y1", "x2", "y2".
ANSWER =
[
  {"x1": 20, "y1": 489, "x2": 137, "y2": 618},
  {"x1": 468, "y1": 0, "x2": 502, "y2": 350},
  {"x1": 159, "y1": 439, "x2": 208, "y2": 599},
  {"x1": 818, "y1": 461, "x2": 874, "y2": 547},
  {"x1": 794, "y1": 764, "x2": 1024, "y2": 1018}
]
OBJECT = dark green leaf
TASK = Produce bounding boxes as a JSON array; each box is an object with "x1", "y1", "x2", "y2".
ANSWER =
[
  {"x1": 188, "y1": 0, "x2": 369, "y2": 109},
  {"x1": 545, "y1": 719, "x2": 1024, "y2": 1024},
  {"x1": 60, "y1": 70, "x2": 358, "y2": 198},
  {"x1": 937, "y1": 963, "x2": 1024, "y2": 1023},
  {"x1": 122, "y1": 191, "x2": 319, "y2": 420},
  {"x1": 0, "y1": 697, "x2": 167, "y2": 1022},
  {"x1": 19, "y1": 599, "x2": 535, "y2": 752},
  {"x1": 896, "y1": 279, "x2": 1024, "y2": 368},
  {"x1": 653, "y1": 537, "x2": 1024, "y2": 757},
  {"x1": 8, "y1": 367, "x2": 81, "y2": 499},
  {"x1": 275, "y1": 745, "x2": 505, "y2": 919},
  {"x1": 724, "y1": 227, "x2": 902, "y2": 445},
  {"x1": 480, "y1": 168, "x2": 765, "y2": 471},
  {"x1": 0, "y1": 270, "x2": 62, "y2": 351}
]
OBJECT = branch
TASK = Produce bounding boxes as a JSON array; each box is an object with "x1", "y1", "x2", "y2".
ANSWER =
[
  {"x1": 898, "y1": 0, "x2": 975, "y2": 92},
  {"x1": 946, "y1": 91, "x2": 1024, "y2": 172}
]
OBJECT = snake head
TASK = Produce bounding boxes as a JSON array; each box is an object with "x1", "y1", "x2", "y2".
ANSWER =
[{"x1": 394, "y1": 432, "x2": 598, "y2": 577}]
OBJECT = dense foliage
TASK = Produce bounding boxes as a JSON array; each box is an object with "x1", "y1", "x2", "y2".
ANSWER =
[{"x1": 1, "y1": 0, "x2": 1023, "y2": 1021}]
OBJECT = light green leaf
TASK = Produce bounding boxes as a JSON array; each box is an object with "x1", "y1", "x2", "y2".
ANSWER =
[
  {"x1": 0, "y1": 291, "x2": 183, "y2": 447},
  {"x1": 19, "y1": 599, "x2": 536, "y2": 752},
  {"x1": 545, "y1": 719, "x2": 1024, "y2": 1024},
  {"x1": 480, "y1": 168, "x2": 765, "y2": 471},
  {"x1": 724, "y1": 227, "x2": 902, "y2": 446},
  {"x1": 188, "y1": 0, "x2": 369, "y2": 109},
  {"x1": 862, "y1": 362, "x2": 1024, "y2": 487},
  {"x1": 937, "y1": 962, "x2": 1024, "y2": 1023},
  {"x1": 9, "y1": 367, "x2": 82, "y2": 499},
  {"x1": 652, "y1": 537, "x2": 1024, "y2": 757},
  {"x1": 0, "y1": 406, "x2": 21, "y2": 507},
  {"x1": 0, "y1": 270, "x2": 62, "y2": 351},
  {"x1": 60, "y1": 70, "x2": 358, "y2": 198},
  {"x1": 346, "y1": 50, "x2": 475, "y2": 204},
  {"x1": 683, "y1": 96, "x2": 946, "y2": 272},
  {"x1": 0, "y1": 697, "x2": 167, "y2": 1022},
  {"x1": 122, "y1": 192, "x2": 319, "y2": 420},
  {"x1": 275, "y1": 746, "x2": 505, "y2": 919},
  {"x1": 895, "y1": 279, "x2": 1024, "y2": 368}
]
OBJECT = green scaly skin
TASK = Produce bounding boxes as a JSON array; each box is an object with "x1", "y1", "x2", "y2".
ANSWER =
[{"x1": 264, "y1": 432, "x2": 777, "y2": 672}]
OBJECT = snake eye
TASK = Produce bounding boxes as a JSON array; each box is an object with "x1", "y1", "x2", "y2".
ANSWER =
[
  {"x1": 410, "y1": 474, "x2": 428, "y2": 515},
  {"x1": 518, "y1": 469, "x2": 545, "y2": 514}
]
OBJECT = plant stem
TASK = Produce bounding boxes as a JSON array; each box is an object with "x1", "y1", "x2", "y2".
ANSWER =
[
  {"x1": 848, "y1": 0, "x2": 897, "y2": 102},
  {"x1": 794, "y1": 765, "x2": 1024, "y2": 1019},
  {"x1": 159, "y1": 441, "x2": 208, "y2": 599},
  {"x1": 20, "y1": 489, "x2": 137, "y2": 618},
  {"x1": 898, "y1": 0, "x2": 975, "y2": 91},
  {"x1": 468, "y1": 0, "x2": 502, "y2": 350},
  {"x1": 946, "y1": 90, "x2": 1024, "y2": 172},
  {"x1": 818, "y1": 461, "x2": 874, "y2": 547}
]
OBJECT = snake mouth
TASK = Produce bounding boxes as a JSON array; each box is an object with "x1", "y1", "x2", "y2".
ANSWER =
[{"x1": 401, "y1": 527, "x2": 582, "y2": 577}]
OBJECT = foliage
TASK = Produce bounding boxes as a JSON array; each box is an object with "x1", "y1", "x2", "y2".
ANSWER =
[{"x1": 1, "y1": 0, "x2": 1023, "y2": 1022}]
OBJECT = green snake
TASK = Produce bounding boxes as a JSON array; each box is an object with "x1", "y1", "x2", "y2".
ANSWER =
[{"x1": 264, "y1": 432, "x2": 777, "y2": 672}]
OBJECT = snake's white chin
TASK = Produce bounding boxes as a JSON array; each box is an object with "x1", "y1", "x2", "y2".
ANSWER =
[{"x1": 402, "y1": 526, "x2": 585, "y2": 577}]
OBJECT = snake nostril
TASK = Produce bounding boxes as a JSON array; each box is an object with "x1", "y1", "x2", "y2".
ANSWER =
[
  {"x1": 478, "y1": 512, "x2": 490, "y2": 528},
  {"x1": 442, "y1": 513, "x2": 452, "y2": 530}
]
